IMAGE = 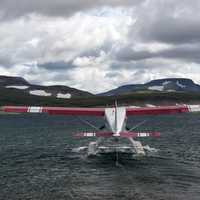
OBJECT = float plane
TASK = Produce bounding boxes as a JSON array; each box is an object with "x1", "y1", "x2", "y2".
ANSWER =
[{"x1": 1, "y1": 104, "x2": 200, "y2": 158}]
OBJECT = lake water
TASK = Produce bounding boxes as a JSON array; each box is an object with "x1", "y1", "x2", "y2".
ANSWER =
[{"x1": 1, "y1": 113, "x2": 200, "y2": 200}]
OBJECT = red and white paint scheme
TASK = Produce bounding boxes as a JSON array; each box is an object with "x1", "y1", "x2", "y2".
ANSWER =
[
  {"x1": 75, "y1": 131, "x2": 160, "y2": 138},
  {"x1": 3, "y1": 104, "x2": 200, "y2": 133},
  {"x1": 2, "y1": 104, "x2": 200, "y2": 156}
]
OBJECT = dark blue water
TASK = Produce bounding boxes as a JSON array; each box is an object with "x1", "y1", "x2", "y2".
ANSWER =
[{"x1": 1, "y1": 113, "x2": 200, "y2": 200}]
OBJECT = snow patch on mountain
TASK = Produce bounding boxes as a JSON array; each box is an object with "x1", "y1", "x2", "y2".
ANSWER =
[
  {"x1": 29, "y1": 90, "x2": 52, "y2": 97},
  {"x1": 57, "y1": 93, "x2": 72, "y2": 99},
  {"x1": 162, "y1": 81, "x2": 171, "y2": 85},
  {"x1": 167, "y1": 89, "x2": 176, "y2": 92},
  {"x1": 128, "y1": 105, "x2": 141, "y2": 108},
  {"x1": 6, "y1": 85, "x2": 29, "y2": 89},
  {"x1": 176, "y1": 81, "x2": 186, "y2": 88},
  {"x1": 145, "y1": 104, "x2": 156, "y2": 107},
  {"x1": 148, "y1": 86, "x2": 164, "y2": 91}
]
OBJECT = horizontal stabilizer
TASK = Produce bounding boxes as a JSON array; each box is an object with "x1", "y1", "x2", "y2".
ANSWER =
[
  {"x1": 74, "y1": 131, "x2": 160, "y2": 138},
  {"x1": 120, "y1": 132, "x2": 160, "y2": 138},
  {"x1": 74, "y1": 132, "x2": 113, "y2": 138}
]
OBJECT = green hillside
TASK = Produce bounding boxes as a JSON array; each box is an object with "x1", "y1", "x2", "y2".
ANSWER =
[{"x1": 1, "y1": 89, "x2": 200, "y2": 107}]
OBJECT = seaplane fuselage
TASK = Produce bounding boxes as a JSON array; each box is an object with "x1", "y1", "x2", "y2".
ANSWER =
[{"x1": 104, "y1": 106, "x2": 126, "y2": 136}]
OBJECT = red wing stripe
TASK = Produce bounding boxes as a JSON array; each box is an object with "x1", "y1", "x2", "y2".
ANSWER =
[
  {"x1": 42, "y1": 107, "x2": 104, "y2": 116},
  {"x1": 2, "y1": 106, "x2": 105, "y2": 116},
  {"x1": 126, "y1": 105, "x2": 190, "y2": 115},
  {"x1": 3, "y1": 106, "x2": 29, "y2": 113}
]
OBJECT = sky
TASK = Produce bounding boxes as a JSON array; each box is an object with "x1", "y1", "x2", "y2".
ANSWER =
[{"x1": 0, "y1": 0, "x2": 200, "y2": 93}]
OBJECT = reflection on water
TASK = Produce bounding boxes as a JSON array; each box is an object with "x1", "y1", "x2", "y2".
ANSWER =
[{"x1": 1, "y1": 114, "x2": 200, "y2": 199}]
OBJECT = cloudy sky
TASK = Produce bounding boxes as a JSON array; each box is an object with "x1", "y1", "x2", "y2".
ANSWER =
[{"x1": 0, "y1": 0, "x2": 200, "y2": 93}]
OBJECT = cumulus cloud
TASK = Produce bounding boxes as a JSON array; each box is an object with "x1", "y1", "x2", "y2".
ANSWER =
[
  {"x1": 0, "y1": 0, "x2": 143, "y2": 19},
  {"x1": 107, "y1": 0, "x2": 200, "y2": 91},
  {"x1": 0, "y1": 0, "x2": 200, "y2": 93},
  {"x1": 0, "y1": 7, "x2": 134, "y2": 92},
  {"x1": 140, "y1": 18, "x2": 200, "y2": 44},
  {"x1": 0, "y1": 9, "x2": 132, "y2": 64},
  {"x1": 116, "y1": 45, "x2": 200, "y2": 64},
  {"x1": 133, "y1": 0, "x2": 200, "y2": 44},
  {"x1": 38, "y1": 61, "x2": 75, "y2": 70}
]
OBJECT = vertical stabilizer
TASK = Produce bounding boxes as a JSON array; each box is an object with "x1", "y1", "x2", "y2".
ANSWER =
[{"x1": 105, "y1": 105, "x2": 126, "y2": 136}]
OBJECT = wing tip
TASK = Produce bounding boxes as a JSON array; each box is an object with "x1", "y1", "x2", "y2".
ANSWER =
[{"x1": 187, "y1": 105, "x2": 200, "y2": 112}]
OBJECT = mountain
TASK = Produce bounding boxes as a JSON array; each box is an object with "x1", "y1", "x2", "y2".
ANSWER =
[
  {"x1": 0, "y1": 76, "x2": 30, "y2": 86},
  {"x1": 1, "y1": 76, "x2": 200, "y2": 107},
  {"x1": 0, "y1": 75, "x2": 93, "y2": 99},
  {"x1": 99, "y1": 78, "x2": 200, "y2": 96}
]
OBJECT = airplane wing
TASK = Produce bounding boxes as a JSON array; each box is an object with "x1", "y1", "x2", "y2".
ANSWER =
[
  {"x1": 1, "y1": 106, "x2": 105, "y2": 116},
  {"x1": 2, "y1": 104, "x2": 200, "y2": 116},
  {"x1": 126, "y1": 105, "x2": 200, "y2": 115}
]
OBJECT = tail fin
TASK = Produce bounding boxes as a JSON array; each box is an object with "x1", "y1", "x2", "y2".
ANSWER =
[{"x1": 115, "y1": 100, "x2": 118, "y2": 108}]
